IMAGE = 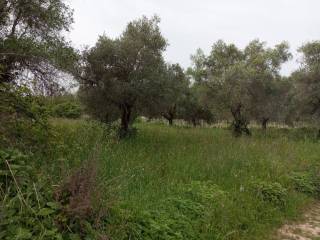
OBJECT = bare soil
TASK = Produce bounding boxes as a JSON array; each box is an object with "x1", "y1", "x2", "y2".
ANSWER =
[{"x1": 276, "y1": 203, "x2": 320, "y2": 240}]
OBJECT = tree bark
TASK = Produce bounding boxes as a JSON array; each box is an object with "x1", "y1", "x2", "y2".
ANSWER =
[
  {"x1": 230, "y1": 104, "x2": 251, "y2": 137},
  {"x1": 163, "y1": 104, "x2": 176, "y2": 126},
  {"x1": 0, "y1": 64, "x2": 13, "y2": 83},
  {"x1": 192, "y1": 118, "x2": 197, "y2": 127},
  {"x1": 120, "y1": 103, "x2": 131, "y2": 137},
  {"x1": 163, "y1": 112, "x2": 174, "y2": 126},
  {"x1": 261, "y1": 118, "x2": 269, "y2": 131}
]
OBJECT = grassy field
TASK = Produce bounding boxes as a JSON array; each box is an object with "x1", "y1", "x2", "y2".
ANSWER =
[{"x1": 49, "y1": 120, "x2": 320, "y2": 239}]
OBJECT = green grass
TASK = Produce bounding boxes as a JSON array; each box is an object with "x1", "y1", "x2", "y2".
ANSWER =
[
  {"x1": 102, "y1": 123, "x2": 319, "y2": 195},
  {"x1": 44, "y1": 120, "x2": 320, "y2": 239}
]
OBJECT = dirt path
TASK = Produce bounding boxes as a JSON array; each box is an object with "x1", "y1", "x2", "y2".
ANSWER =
[{"x1": 276, "y1": 203, "x2": 320, "y2": 240}]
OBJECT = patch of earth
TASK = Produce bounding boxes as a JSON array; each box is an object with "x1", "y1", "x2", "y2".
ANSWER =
[{"x1": 276, "y1": 203, "x2": 320, "y2": 240}]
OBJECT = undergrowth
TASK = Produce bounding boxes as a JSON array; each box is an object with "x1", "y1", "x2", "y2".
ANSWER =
[{"x1": 1, "y1": 116, "x2": 320, "y2": 239}]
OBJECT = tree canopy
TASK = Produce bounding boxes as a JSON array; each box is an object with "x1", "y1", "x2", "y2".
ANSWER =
[
  {"x1": 293, "y1": 41, "x2": 320, "y2": 135},
  {"x1": 0, "y1": 0, "x2": 78, "y2": 94},
  {"x1": 187, "y1": 39, "x2": 292, "y2": 135}
]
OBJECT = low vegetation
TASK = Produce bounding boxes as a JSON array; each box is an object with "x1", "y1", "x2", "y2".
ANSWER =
[{"x1": 2, "y1": 117, "x2": 320, "y2": 239}]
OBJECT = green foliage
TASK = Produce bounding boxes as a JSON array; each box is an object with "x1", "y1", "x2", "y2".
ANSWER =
[
  {"x1": 0, "y1": 149, "x2": 106, "y2": 240},
  {"x1": 0, "y1": 0, "x2": 78, "y2": 91},
  {"x1": 290, "y1": 172, "x2": 320, "y2": 197},
  {"x1": 180, "y1": 85, "x2": 214, "y2": 126},
  {"x1": 107, "y1": 181, "x2": 229, "y2": 240},
  {"x1": 3, "y1": 1, "x2": 320, "y2": 239},
  {"x1": 79, "y1": 15, "x2": 167, "y2": 135},
  {"x1": 2, "y1": 119, "x2": 320, "y2": 240},
  {"x1": 0, "y1": 83, "x2": 50, "y2": 150},
  {"x1": 188, "y1": 39, "x2": 292, "y2": 133},
  {"x1": 0, "y1": 149, "x2": 61, "y2": 240},
  {"x1": 0, "y1": 119, "x2": 114, "y2": 240},
  {"x1": 143, "y1": 63, "x2": 189, "y2": 126},
  {"x1": 251, "y1": 181, "x2": 288, "y2": 208},
  {"x1": 51, "y1": 102, "x2": 82, "y2": 119},
  {"x1": 98, "y1": 122, "x2": 320, "y2": 239},
  {"x1": 187, "y1": 48, "x2": 207, "y2": 83},
  {"x1": 293, "y1": 41, "x2": 320, "y2": 127}
]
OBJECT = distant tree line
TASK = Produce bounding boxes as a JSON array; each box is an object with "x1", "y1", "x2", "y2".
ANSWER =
[
  {"x1": 77, "y1": 16, "x2": 320, "y2": 137},
  {"x1": 0, "y1": 0, "x2": 319, "y2": 138}
]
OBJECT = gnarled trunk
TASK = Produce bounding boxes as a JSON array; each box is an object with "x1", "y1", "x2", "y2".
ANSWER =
[
  {"x1": 162, "y1": 114, "x2": 173, "y2": 125},
  {"x1": 230, "y1": 104, "x2": 251, "y2": 137},
  {"x1": 163, "y1": 106, "x2": 176, "y2": 126},
  {"x1": 119, "y1": 103, "x2": 132, "y2": 138},
  {"x1": 261, "y1": 117, "x2": 269, "y2": 131}
]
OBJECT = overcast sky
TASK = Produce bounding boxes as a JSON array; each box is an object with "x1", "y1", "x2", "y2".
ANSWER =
[{"x1": 68, "y1": 0, "x2": 320, "y2": 76}]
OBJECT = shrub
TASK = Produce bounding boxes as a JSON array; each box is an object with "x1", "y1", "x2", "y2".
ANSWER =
[
  {"x1": 0, "y1": 150, "x2": 109, "y2": 240},
  {"x1": 251, "y1": 181, "x2": 288, "y2": 208},
  {"x1": 290, "y1": 172, "x2": 320, "y2": 197},
  {"x1": 106, "y1": 181, "x2": 231, "y2": 239},
  {"x1": 51, "y1": 102, "x2": 82, "y2": 119},
  {"x1": 0, "y1": 83, "x2": 50, "y2": 151},
  {"x1": 0, "y1": 150, "x2": 62, "y2": 240},
  {"x1": 53, "y1": 158, "x2": 110, "y2": 239}
]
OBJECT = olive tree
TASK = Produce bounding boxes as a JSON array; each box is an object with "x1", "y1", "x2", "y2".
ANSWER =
[
  {"x1": 244, "y1": 40, "x2": 292, "y2": 130},
  {"x1": 186, "y1": 48, "x2": 207, "y2": 83},
  {"x1": 204, "y1": 40, "x2": 252, "y2": 136},
  {"x1": 148, "y1": 63, "x2": 189, "y2": 125},
  {"x1": 180, "y1": 84, "x2": 214, "y2": 126},
  {"x1": 79, "y1": 16, "x2": 167, "y2": 136},
  {"x1": 189, "y1": 40, "x2": 292, "y2": 135},
  {"x1": 293, "y1": 41, "x2": 320, "y2": 136},
  {"x1": 0, "y1": 0, "x2": 78, "y2": 92}
]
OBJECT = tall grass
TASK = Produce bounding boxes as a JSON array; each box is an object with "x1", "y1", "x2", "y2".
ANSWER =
[
  {"x1": 13, "y1": 119, "x2": 318, "y2": 239},
  {"x1": 98, "y1": 123, "x2": 320, "y2": 239}
]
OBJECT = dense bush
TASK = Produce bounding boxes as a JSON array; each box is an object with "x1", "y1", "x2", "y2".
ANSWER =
[
  {"x1": 0, "y1": 119, "x2": 113, "y2": 240},
  {"x1": 0, "y1": 150, "x2": 61, "y2": 240},
  {"x1": 106, "y1": 181, "x2": 230, "y2": 240},
  {"x1": 0, "y1": 83, "x2": 50, "y2": 151},
  {"x1": 0, "y1": 83, "x2": 112, "y2": 239},
  {"x1": 51, "y1": 102, "x2": 82, "y2": 119},
  {"x1": 290, "y1": 171, "x2": 320, "y2": 197},
  {"x1": 251, "y1": 181, "x2": 288, "y2": 208}
]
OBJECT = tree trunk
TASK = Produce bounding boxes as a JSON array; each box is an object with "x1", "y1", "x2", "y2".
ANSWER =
[
  {"x1": 163, "y1": 105, "x2": 176, "y2": 126},
  {"x1": 192, "y1": 118, "x2": 197, "y2": 127},
  {"x1": 317, "y1": 129, "x2": 320, "y2": 139},
  {"x1": 120, "y1": 104, "x2": 131, "y2": 138},
  {"x1": 163, "y1": 112, "x2": 174, "y2": 126},
  {"x1": 261, "y1": 118, "x2": 269, "y2": 131},
  {"x1": 230, "y1": 104, "x2": 251, "y2": 137},
  {"x1": 0, "y1": 66, "x2": 12, "y2": 84}
]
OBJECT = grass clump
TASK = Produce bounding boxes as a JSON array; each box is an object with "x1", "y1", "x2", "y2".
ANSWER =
[
  {"x1": 106, "y1": 181, "x2": 230, "y2": 240},
  {"x1": 290, "y1": 171, "x2": 320, "y2": 197}
]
